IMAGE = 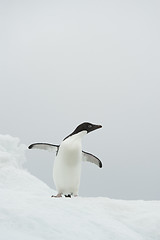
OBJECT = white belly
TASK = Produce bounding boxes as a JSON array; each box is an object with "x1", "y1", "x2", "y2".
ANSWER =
[{"x1": 53, "y1": 140, "x2": 82, "y2": 195}]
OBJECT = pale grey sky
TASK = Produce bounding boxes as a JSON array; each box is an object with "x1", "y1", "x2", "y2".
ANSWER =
[{"x1": 0, "y1": 0, "x2": 160, "y2": 199}]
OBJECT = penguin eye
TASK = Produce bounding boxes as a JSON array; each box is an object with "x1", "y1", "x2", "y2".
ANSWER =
[{"x1": 88, "y1": 124, "x2": 92, "y2": 128}]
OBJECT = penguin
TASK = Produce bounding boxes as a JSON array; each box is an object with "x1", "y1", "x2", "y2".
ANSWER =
[{"x1": 28, "y1": 122, "x2": 102, "y2": 198}]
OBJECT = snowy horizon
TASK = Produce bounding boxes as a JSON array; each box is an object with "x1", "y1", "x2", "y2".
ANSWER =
[{"x1": 0, "y1": 134, "x2": 160, "y2": 240}]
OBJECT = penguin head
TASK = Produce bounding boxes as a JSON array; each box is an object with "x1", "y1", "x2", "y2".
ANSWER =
[
  {"x1": 74, "y1": 122, "x2": 102, "y2": 134},
  {"x1": 63, "y1": 122, "x2": 102, "y2": 141}
]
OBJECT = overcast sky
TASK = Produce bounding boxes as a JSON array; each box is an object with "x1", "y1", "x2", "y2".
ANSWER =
[{"x1": 0, "y1": 0, "x2": 160, "y2": 200}]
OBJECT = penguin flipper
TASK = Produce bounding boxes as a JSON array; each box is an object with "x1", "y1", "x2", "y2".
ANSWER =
[
  {"x1": 82, "y1": 151, "x2": 102, "y2": 168},
  {"x1": 28, "y1": 143, "x2": 59, "y2": 153}
]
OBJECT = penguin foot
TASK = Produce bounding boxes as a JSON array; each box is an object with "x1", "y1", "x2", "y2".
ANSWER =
[
  {"x1": 65, "y1": 194, "x2": 71, "y2": 198},
  {"x1": 51, "y1": 193, "x2": 62, "y2": 198}
]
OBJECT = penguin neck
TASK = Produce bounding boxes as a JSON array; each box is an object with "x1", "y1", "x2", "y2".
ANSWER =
[{"x1": 63, "y1": 130, "x2": 87, "y2": 144}]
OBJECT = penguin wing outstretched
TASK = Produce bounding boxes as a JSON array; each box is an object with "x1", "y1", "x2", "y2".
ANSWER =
[
  {"x1": 82, "y1": 151, "x2": 102, "y2": 168},
  {"x1": 28, "y1": 143, "x2": 59, "y2": 153},
  {"x1": 28, "y1": 143, "x2": 102, "y2": 168}
]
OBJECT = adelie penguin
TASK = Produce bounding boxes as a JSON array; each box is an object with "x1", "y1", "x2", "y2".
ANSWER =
[{"x1": 28, "y1": 122, "x2": 102, "y2": 198}]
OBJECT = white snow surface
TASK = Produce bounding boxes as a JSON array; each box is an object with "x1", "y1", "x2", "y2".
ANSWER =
[{"x1": 0, "y1": 135, "x2": 160, "y2": 240}]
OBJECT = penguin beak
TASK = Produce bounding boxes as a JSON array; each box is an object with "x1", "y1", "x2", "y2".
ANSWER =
[
  {"x1": 89, "y1": 124, "x2": 102, "y2": 133},
  {"x1": 97, "y1": 125, "x2": 102, "y2": 129}
]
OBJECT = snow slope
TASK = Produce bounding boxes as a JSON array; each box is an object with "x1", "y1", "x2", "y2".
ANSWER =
[{"x1": 0, "y1": 135, "x2": 160, "y2": 240}]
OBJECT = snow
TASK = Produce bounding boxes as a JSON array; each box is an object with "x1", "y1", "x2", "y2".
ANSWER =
[{"x1": 0, "y1": 135, "x2": 160, "y2": 240}]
